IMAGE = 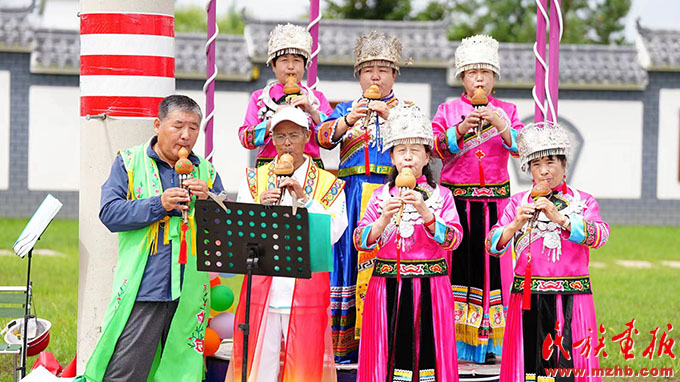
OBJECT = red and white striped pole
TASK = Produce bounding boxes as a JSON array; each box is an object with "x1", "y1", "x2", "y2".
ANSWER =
[
  {"x1": 307, "y1": 0, "x2": 321, "y2": 90},
  {"x1": 203, "y1": 0, "x2": 218, "y2": 162},
  {"x1": 533, "y1": 0, "x2": 562, "y2": 124},
  {"x1": 80, "y1": 12, "x2": 175, "y2": 117},
  {"x1": 78, "y1": 0, "x2": 174, "y2": 373}
]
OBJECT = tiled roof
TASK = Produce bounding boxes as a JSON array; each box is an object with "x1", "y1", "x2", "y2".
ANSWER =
[
  {"x1": 26, "y1": 28, "x2": 255, "y2": 80},
  {"x1": 447, "y1": 42, "x2": 647, "y2": 90},
  {"x1": 175, "y1": 33, "x2": 254, "y2": 81},
  {"x1": 0, "y1": 10, "x2": 666, "y2": 88},
  {"x1": 32, "y1": 28, "x2": 80, "y2": 74},
  {"x1": 636, "y1": 22, "x2": 680, "y2": 71},
  {"x1": 0, "y1": 10, "x2": 34, "y2": 51},
  {"x1": 3, "y1": 8, "x2": 254, "y2": 80},
  {"x1": 243, "y1": 16, "x2": 451, "y2": 67},
  {"x1": 245, "y1": 17, "x2": 647, "y2": 89}
]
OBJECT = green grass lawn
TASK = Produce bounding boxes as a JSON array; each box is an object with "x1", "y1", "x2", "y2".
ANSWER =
[
  {"x1": 1, "y1": 219, "x2": 78, "y2": 380},
  {"x1": 0, "y1": 220, "x2": 679, "y2": 381},
  {"x1": 591, "y1": 226, "x2": 680, "y2": 380}
]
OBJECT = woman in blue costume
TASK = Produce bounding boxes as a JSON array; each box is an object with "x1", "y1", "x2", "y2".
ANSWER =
[{"x1": 317, "y1": 31, "x2": 410, "y2": 363}]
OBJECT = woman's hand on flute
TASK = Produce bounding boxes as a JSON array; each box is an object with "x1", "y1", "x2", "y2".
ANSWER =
[
  {"x1": 532, "y1": 197, "x2": 562, "y2": 224},
  {"x1": 400, "y1": 189, "x2": 429, "y2": 216},
  {"x1": 366, "y1": 196, "x2": 402, "y2": 244},
  {"x1": 367, "y1": 100, "x2": 390, "y2": 120}
]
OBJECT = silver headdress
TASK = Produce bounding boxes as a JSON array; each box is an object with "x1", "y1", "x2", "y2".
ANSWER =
[
  {"x1": 454, "y1": 34, "x2": 501, "y2": 79},
  {"x1": 267, "y1": 24, "x2": 312, "y2": 67},
  {"x1": 381, "y1": 104, "x2": 433, "y2": 153},
  {"x1": 517, "y1": 121, "x2": 571, "y2": 172},
  {"x1": 353, "y1": 31, "x2": 402, "y2": 77}
]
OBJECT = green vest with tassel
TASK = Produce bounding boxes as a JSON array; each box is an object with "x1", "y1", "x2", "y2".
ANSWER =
[{"x1": 83, "y1": 141, "x2": 216, "y2": 382}]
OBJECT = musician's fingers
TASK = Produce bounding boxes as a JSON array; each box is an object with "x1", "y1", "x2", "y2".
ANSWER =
[{"x1": 353, "y1": 107, "x2": 368, "y2": 117}]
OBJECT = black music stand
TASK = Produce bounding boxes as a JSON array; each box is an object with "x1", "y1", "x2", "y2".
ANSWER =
[
  {"x1": 12, "y1": 194, "x2": 62, "y2": 378},
  {"x1": 194, "y1": 200, "x2": 311, "y2": 382}
]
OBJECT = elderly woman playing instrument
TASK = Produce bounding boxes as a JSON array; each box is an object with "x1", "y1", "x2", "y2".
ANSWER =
[
  {"x1": 432, "y1": 34, "x2": 524, "y2": 364},
  {"x1": 486, "y1": 122, "x2": 609, "y2": 382}
]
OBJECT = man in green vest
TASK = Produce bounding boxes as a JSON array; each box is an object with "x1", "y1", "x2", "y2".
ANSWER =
[{"x1": 84, "y1": 95, "x2": 224, "y2": 382}]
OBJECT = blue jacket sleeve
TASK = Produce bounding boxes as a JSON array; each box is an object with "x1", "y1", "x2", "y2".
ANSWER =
[
  {"x1": 99, "y1": 155, "x2": 169, "y2": 233},
  {"x1": 211, "y1": 172, "x2": 225, "y2": 194}
]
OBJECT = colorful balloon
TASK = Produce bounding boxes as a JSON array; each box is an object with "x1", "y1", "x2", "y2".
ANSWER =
[
  {"x1": 209, "y1": 272, "x2": 220, "y2": 280},
  {"x1": 210, "y1": 284, "x2": 234, "y2": 311},
  {"x1": 219, "y1": 273, "x2": 236, "y2": 278},
  {"x1": 209, "y1": 312, "x2": 235, "y2": 339},
  {"x1": 203, "y1": 328, "x2": 221, "y2": 357},
  {"x1": 210, "y1": 277, "x2": 221, "y2": 288}
]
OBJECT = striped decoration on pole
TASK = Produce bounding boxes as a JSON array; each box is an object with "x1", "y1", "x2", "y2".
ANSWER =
[
  {"x1": 203, "y1": 0, "x2": 218, "y2": 162},
  {"x1": 307, "y1": 0, "x2": 321, "y2": 90},
  {"x1": 533, "y1": 0, "x2": 562, "y2": 123},
  {"x1": 80, "y1": 12, "x2": 175, "y2": 118}
]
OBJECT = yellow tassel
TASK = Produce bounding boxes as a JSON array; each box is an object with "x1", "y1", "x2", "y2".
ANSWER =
[
  {"x1": 163, "y1": 217, "x2": 170, "y2": 245},
  {"x1": 490, "y1": 327, "x2": 505, "y2": 342},
  {"x1": 147, "y1": 216, "x2": 170, "y2": 256},
  {"x1": 147, "y1": 221, "x2": 160, "y2": 255},
  {"x1": 126, "y1": 170, "x2": 135, "y2": 200},
  {"x1": 190, "y1": 215, "x2": 197, "y2": 256}
]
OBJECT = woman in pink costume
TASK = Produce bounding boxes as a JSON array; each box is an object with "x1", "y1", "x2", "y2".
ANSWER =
[
  {"x1": 486, "y1": 122, "x2": 609, "y2": 382},
  {"x1": 354, "y1": 104, "x2": 463, "y2": 382},
  {"x1": 431, "y1": 34, "x2": 523, "y2": 363},
  {"x1": 238, "y1": 23, "x2": 332, "y2": 168}
]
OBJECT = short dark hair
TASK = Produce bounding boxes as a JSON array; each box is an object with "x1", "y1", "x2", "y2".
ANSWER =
[
  {"x1": 385, "y1": 145, "x2": 437, "y2": 189},
  {"x1": 272, "y1": 53, "x2": 307, "y2": 68},
  {"x1": 529, "y1": 154, "x2": 567, "y2": 168},
  {"x1": 158, "y1": 95, "x2": 202, "y2": 121}
]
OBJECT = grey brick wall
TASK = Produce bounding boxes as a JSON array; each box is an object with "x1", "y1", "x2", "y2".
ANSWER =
[
  {"x1": 0, "y1": 51, "x2": 79, "y2": 218},
  {"x1": 1, "y1": 58, "x2": 679, "y2": 225}
]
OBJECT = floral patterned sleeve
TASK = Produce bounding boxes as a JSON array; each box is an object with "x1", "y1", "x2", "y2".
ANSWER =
[
  {"x1": 316, "y1": 102, "x2": 350, "y2": 149},
  {"x1": 486, "y1": 196, "x2": 520, "y2": 255},
  {"x1": 495, "y1": 103, "x2": 521, "y2": 156},
  {"x1": 238, "y1": 91, "x2": 269, "y2": 150},
  {"x1": 566, "y1": 195, "x2": 610, "y2": 249},
  {"x1": 431, "y1": 103, "x2": 462, "y2": 161}
]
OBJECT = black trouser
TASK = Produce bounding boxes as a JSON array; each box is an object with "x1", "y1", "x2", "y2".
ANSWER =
[
  {"x1": 103, "y1": 301, "x2": 179, "y2": 382},
  {"x1": 385, "y1": 278, "x2": 437, "y2": 382},
  {"x1": 523, "y1": 294, "x2": 575, "y2": 382}
]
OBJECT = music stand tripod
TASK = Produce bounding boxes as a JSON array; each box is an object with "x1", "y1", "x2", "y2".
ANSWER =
[{"x1": 195, "y1": 200, "x2": 311, "y2": 382}]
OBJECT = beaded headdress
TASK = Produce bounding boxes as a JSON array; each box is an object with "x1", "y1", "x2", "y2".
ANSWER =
[
  {"x1": 353, "y1": 31, "x2": 402, "y2": 77},
  {"x1": 517, "y1": 121, "x2": 571, "y2": 172},
  {"x1": 381, "y1": 104, "x2": 433, "y2": 153},
  {"x1": 267, "y1": 24, "x2": 312, "y2": 67},
  {"x1": 454, "y1": 34, "x2": 501, "y2": 79}
]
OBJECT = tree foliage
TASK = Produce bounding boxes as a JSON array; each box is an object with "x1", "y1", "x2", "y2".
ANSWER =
[
  {"x1": 174, "y1": 4, "x2": 245, "y2": 35},
  {"x1": 325, "y1": 0, "x2": 631, "y2": 44},
  {"x1": 434, "y1": 0, "x2": 631, "y2": 44},
  {"x1": 325, "y1": 0, "x2": 412, "y2": 20}
]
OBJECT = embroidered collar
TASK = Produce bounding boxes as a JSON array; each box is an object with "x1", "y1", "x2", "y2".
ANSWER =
[{"x1": 380, "y1": 90, "x2": 396, "y2": 102}]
